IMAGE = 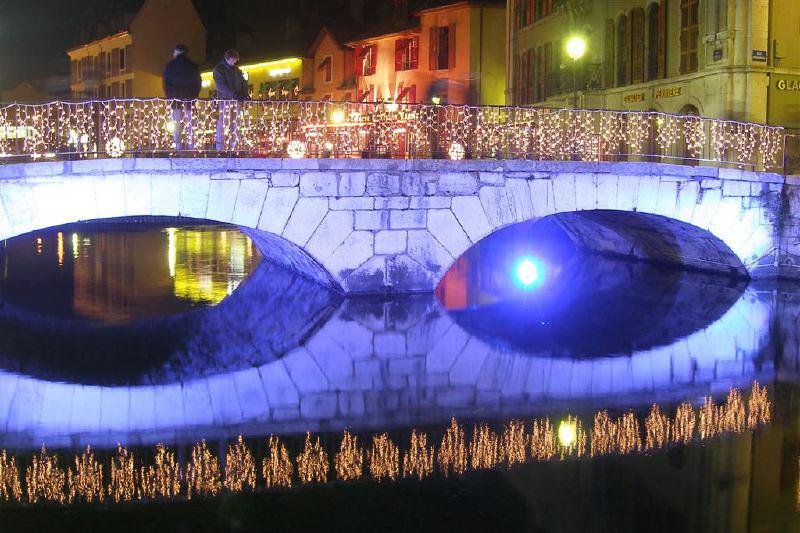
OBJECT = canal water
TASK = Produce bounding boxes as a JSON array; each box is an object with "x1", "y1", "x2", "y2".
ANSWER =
[{"x1": 0, "y1": 219, "x2": 798, "y2": 532}]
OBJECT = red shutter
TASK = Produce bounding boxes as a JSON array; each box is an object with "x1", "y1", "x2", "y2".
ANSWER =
[
  {"x1": 514, "y1": 0, "x2": 521, "y2": 29},
  {"x1": 658, "y1": 0, "x2": 666, "y2": 78},
  {"x1": 411, "y1": 37, "x2": 419, "y2": 69},
  {"x1": 429, "y1": 27, "x2": 438, "y2": 70},
  {"x1": 395, "y1": 39, "x2": 404, "y2": 71},
  {"x1": 448, "y1": 23, "x2": 456, "y2": 69},
  {"x1": 528, "y1": 0, "x2": 534, "y2": 23},
  {"x1": 355, "y1": 45, "x2": 364, "y2": 76}
]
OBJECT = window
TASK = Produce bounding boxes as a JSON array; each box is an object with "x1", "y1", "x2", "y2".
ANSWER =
[
  {"x1": 514, "y1": 0, "x2": 521, "y2": 29},
  {"x1": 119, "y1": 47, "x2": 126, "y2": 73},
  {"x1": 680, "y1": 0, "x2": 699, "y2": 73},
  {"x1": 513, "y1": 54, "x2": 521, "y2": 105},
  {"x1": 536, "y1": 46, "x2": 544, "y2": 101},
  {"x1": 526, "y1": 49, "x2": 535, "y2": 104},
  {"x1": 71, "y1": 60, "x2": 78, "y2": 84},
  {"x1": 319, "y1": 55, "x2": 332, "y2": 82},
  {"x1": 631, "y1": 8, "x2": 645, "y2": 84},
  {"x1": 125, "y1": 79, "x2": 133, "y2": 97},
  {"x1": 646, "y1": 4, "x2": 663, "y2": 81},
  {"x1": 395, "y1": 37, "x2": 419, "y2": 71},
  {"x1": 544, "y1": 42, "x2": 552, "y2": 98},
  {"x1": 616, "y1": 15, "x2": 628, "y2": 86},
  {"x1": 604, "y1": 19, "x2": 614, "y2": 88},
  {"x1": 355, "y1": 44, "x2": 377, "y2": 76},
  {"x1": 430, "y1": 25, "x2": 455, "y2": 70}
]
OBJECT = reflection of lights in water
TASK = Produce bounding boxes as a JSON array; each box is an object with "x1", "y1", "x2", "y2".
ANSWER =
[
  {"x1": 558, "y1": 419, "x2": 578, "y2": 448},
  {"x1": 71, "y1": 233, "x2": 79, "y2": 259},
  {"x1": 167, "y1": 227, "x2": 176, "y2": 278},
  {"x1": 56, "y1": 232, "x2": 64, "y2": 267},
  {"x1": 0, "y1": 382, "x2": 773, "y2": 506},
  {"x1": 514, "y1": 257, "x2": 543, "y2": 288}
]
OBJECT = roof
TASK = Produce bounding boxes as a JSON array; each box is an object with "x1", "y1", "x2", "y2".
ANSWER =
[{"x1": 70, "y1": 0, "x2": 146, "y2": 49}]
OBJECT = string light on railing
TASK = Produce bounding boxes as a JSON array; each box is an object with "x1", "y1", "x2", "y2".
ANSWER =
[
  {"x1": 449, "y1": 141, "x2": 465, "y2": 161},
  {"x1": 106, "y1": 136, "x2": 125, "y2": 158},
  {"x1": 286, "y1": 139, "x2": 306, "y2": 159}
]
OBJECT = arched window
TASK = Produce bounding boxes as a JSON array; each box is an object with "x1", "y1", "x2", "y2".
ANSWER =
[
  {"x1": 680, "y1": 0, "x2": 699, "y2": 73},
  {"x1": 647, "y1": 4, "x2": 659, "y2": 80},
  {"x1": 616, "y1": 15, "x2": 628, "y2": 87},
  {"x1": 604, "y1": 19, "x2": 615, "y2": 88},
  {"x1": 536, "y1": 46, "x2": 544, "y2": 102},
  {"x1": 631, "y1": 8, "x2": 645, "y2": 83},
  {"x1": 544, "y1": 42, "x2": 553, "y2": 97}
]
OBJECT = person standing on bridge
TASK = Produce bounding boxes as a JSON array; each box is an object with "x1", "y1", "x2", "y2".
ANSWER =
[
  {"x1": 162, "y1": 44, "x2": 202, "y2": 152},
  {"x1": 213, "y1": 49, "x2": 250, "y2": 153}
]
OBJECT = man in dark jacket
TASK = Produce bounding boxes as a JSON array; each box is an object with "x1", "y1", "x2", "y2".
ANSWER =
[
  {"x1": 162, "y1": 44, "x2": 201, "y2": 151},
  {"x1": 214, "y1": 49, "x2": 250, "y2": 152}
]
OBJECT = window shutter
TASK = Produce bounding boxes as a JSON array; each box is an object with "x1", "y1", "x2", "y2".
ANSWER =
[
  {"x1": 448, "y1": 23, "x2": 456, "y2": 69},
  {"x1": 604, "y1": 19, "x2": 614, "y2": 88},
  {"x1": 411, "y1": 37, "x2": 419, "y2": 69},
  {"x1": 658, "y1": 0, "x2": 666, "y2": 78},
  {"x1": 429, "y1": 27, "x2": 438, "y2": 70},
  {"x1": 527, "y1": 49, "x2": 535, "y2": 103},
  {"x1": 626, "y1": 14, "x2": 633, "y2": 84},
  {"x1": 355, "y1": 45, "x2": 364, "y2": 76},
  {"x1": 395, "y1": 39, "x2": 404, "y2": 71}
]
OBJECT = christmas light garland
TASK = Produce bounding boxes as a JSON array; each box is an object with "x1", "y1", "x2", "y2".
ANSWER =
[{"x1": 0, "y1": 99, "x2": 785, "y2": 170}]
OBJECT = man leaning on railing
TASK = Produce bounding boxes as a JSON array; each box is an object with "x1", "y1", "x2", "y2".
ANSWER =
[
  {"x1": 213, "y1": 49, "x2": 250, "y2": 153},
  {"x1": 162, "y1": 44, "x2": 201, "y2": 152}
]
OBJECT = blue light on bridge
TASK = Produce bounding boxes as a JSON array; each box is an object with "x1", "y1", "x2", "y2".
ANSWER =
[{"x1": 513, "y1": 257, "x2": 544, "y2": 289}]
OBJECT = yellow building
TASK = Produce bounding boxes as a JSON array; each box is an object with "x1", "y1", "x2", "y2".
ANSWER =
[
  {"x1": 508, "y1": 0, "x2": 800, "y2": 128},
  {"x1": 67, "y1": 0, "x2": 205, "y2": 99},
  {"x1": 199, "y1": 56, "x2": 307, "y2": 100}
]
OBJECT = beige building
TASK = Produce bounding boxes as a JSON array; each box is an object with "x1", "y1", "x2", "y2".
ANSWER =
[
  {"x1": 508, "y1": 0, "x2": 800, "y2": 128},
  {"x1": 67, "y1": 0, "x2": 205, "y2": 99}
]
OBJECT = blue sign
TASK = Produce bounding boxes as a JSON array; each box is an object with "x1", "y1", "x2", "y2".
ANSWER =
[{"x1": 752, "y1": 50, "x2": 767, "y2": 62}]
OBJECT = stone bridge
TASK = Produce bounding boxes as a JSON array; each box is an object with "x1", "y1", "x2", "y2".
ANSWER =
[{"x1": 1, "y1": 158, "x2": 799, "y2": 292}]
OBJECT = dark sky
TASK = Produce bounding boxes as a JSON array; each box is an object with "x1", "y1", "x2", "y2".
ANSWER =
[{"x1": 0, "y1": 0, "x2": 102, "y2": 89}]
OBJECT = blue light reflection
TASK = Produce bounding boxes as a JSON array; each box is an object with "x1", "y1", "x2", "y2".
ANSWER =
[{"x1": 513, "y1": 256, "x2": 545, "y2": 289}]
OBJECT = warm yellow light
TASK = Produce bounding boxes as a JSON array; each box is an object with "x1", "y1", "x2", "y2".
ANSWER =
[
  {"x1": 201, "y1": 57, "x2": 301, "y2": 78},
  {"x1": 566, "y1": 36, "x2": 586, "y2": 61},
  {"x1": 166, "y1": 120, "x2": 177, "y2": 133},
  {"x1": 201, "y1": 79, "x2": 211, "y2": 88},
  {"x1": 431, "y1": 96, "x2": 441, "y2": 105},
  {"x1": 386, "y1": 101, "x2": 399, "y2": 112},
  {"x1": 331, "y1": 110, "x2": 345, "y2": 124},
  {"x1": 268, "y1": 67, "x2": 291, "y2": 77},
  {"x1": 558, "y1": 420, "x2": 577, "y2": 447}
]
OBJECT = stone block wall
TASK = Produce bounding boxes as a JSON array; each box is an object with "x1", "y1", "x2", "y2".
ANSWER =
[{"x1": 0, "y1": 158, "x2": 794, "y2": 293}]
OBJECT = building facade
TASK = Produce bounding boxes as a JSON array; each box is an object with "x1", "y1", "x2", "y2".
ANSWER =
[
  {"x1": 199, "y1": 56, "x2": 307, "y2": 100},
  {"x1": 67, "y1": 0, "x2": 205, "y2": 99},
  {"x1": 350, "y1": 1, "x2": 506, "y2": 105},
  {"x1": 508, "y1": 0, "x2": 800, "y2": 127}
]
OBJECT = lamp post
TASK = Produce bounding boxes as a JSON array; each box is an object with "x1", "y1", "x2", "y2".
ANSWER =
[{"x1": 565, "y1": 36, "x2": 586, "y2": 109}]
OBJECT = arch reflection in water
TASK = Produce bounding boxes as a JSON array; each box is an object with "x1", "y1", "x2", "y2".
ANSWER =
[
  {"x1": 436, "y1": 215, "x2": 748, "y2": 357},
  {"x1": 0, "y1": 220, "x2": 260, "y2": 323}
]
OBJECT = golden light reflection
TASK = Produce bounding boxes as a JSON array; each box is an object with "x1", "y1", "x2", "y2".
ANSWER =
[
  {"x1": 66, "y1": 446, "x2": 104, "y2": 504},
  {"x1": 296, "y1": 432, "x2": 328, "y2": 485},
  {"x1": 35, "y1": 236, "x2": 43, "y2": 254},
  {"x1": 334, "y1": 430, "x2": 363, "y2": 481},
  {"x1": 224, "y1": 436, "x2": 256, "y2": 493},
  {"x1": 368, "y1": 433, "x2": 400, "y2": 482},
  {"x1": 167, "y1": 227, "x2": 176, "y2": 278},
  {"x1": 0, "y1": 449, "x2": 22, "y2": 502},
  {"x1": 186, "y1": 440, "x2": 221, "y2": 499},
  {"x1": 402, "y1": 430, "x2": 435, "y2": 480},
  {"x1": 71, "y1": 232, "x2": 79, "y2": 259},
  {"x1": 56, "y1": 231, "x2": 64, "y2": 267},
  {"x1": 263, "y1": 436, "x2": 293, "y2": 489},
  {"x1": 108, "y1": 445, "x2": 136, "y2": 503},
  {"x1": 0, "y1": 383, "x2": 774, "y2": 507}
]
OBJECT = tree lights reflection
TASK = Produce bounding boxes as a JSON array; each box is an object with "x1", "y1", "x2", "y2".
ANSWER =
[{"x1": 0, "y1": 382, "x2": 772, "y2": 507}]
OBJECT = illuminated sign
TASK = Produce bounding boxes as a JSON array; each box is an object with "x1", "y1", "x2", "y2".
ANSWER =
[
  {"x1": 776, "y1": 79, "x2": 800, "y2": 91},
  {"x1": 654, "y1": 86, "x2": 682, "y2": 99},
  {"x1": 268, "y1": 67, "x2": 292, "y2": 77},
  {"x1": 623, "y1": 92, "x2": 645, "y2": 104}
]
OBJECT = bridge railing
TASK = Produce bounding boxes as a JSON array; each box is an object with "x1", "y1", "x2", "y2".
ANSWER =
[{"x1": 0, "y1": 99, "x2": 785, "y2": 172}]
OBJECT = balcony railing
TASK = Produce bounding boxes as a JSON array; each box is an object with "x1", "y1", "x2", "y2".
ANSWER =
[{"x1": 0, "y1": 98, "x2": 786, "y2": 172}]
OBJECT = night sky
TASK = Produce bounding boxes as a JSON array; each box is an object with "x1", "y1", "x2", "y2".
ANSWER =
[
  {"x1": 0, "y1": 0, "x2": 101, "y2": 89},
  {"x1": 0, "y1": 0, "x2": 388, "y2": 91}
]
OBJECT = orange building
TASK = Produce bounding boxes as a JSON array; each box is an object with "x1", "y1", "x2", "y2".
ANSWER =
[
  {"x1": 348, "y1": 1, "x2": 506, "y2": 106},
  {"x1": 305, "y1": 27, "x2": 358, "y2": 102},
  {"x1": 67, "y1": 0, "x2": 205, "y2": 99}
]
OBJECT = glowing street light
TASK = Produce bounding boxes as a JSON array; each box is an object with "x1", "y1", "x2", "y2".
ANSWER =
[
  {"x1": 331, "y1": 110, "x2": 345, "y2": 124},
  {"x1": 565, "y1": 35, "x2": 586, "y2": 109},
  {"x1": 513, "y1": 257, "x2": 543, "y2": 288}
]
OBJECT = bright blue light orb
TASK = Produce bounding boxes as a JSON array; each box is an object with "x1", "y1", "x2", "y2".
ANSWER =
[{"x1": 514, "y1": 257, "x2": 542, "y2": 288}]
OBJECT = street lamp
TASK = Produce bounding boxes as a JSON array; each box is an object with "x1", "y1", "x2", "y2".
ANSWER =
[{"x1": 565, "y1": 36, "x2": 586, "y2": 109}]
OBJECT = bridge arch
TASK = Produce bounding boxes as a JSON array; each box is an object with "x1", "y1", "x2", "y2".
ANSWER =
[{"x1": 0, "y1": 158, "x2": 786, "y2": 293}]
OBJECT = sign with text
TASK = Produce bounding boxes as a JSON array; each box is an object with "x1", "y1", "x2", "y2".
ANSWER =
[
  {"x1": 654, "y1": 86, "x2": 682, "y2": 99},
  {"x1": 752, "y1": 50, "x2": 767, "y2": 62},
  {"x1": 776, "y1": 78, "x2": 800, "y2": 91},
  {"x1": 623, "y1": 92, "x2": 645, "y2": 104}
]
